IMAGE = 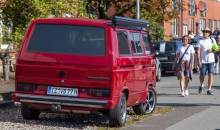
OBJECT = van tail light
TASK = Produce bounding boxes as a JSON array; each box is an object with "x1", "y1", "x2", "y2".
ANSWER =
[
  {"x1": 91, "y1": 89, "x2": 110, "y2": 98},
  {"x1": 18, "y1": 83, "x2": 36, "y2": 92}
]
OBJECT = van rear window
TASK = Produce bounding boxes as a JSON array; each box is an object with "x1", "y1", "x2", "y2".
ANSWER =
[{"x1": 27, "y1": 24, "x2": 106, "y2": 56}]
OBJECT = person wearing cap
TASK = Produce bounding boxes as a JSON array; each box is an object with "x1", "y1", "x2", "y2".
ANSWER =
[{"x1": 197, "y1": 27, "x2": 219, "y2": 95}]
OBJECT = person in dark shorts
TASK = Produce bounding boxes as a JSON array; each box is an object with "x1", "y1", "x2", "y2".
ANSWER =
[{"x1": 197, "y1": 27, "x2": 219, "y2": 95}]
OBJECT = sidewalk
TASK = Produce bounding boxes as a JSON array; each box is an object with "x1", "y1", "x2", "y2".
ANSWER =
[
  {"x1": 123, "y1": 73, "x2": 220, "y2": 130},
  {"x1": 0, "y1": 70, "x2": 15, "y2": 108}
]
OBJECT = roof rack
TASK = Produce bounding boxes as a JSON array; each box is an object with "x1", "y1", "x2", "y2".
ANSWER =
[{"x1": 111, "y1": 15, "x2": 150, "y2": 29}]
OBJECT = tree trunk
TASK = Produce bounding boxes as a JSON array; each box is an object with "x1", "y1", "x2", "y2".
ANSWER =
[{"x1": 2, "y1": 57, "x2": 9, "y2": 82}]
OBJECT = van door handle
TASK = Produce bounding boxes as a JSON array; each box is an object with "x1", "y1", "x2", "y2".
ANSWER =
[
  {"x1": 143, "y1": 65, "x2": 149, "y2": 68},
  {"x1": 120, "y1": 65, "x2": 134, "y2": 68}
]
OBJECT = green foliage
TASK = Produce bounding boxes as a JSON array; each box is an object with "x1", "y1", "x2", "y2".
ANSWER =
[
  {"x1": 0, "y1": 0, "x2": 187, "y2": 46},
  {"x1": 87, "y1": 0, "x2": 186, "y2": 39},
  {"x1": 0, "y1": 24, "x2": 11, "y2": 45},
  {"x1": 149, "y1": 22, "x2": 165, "y2": 42},
  {"x1": 0, "y1": 0, "x2": 86, "y2": 46}
]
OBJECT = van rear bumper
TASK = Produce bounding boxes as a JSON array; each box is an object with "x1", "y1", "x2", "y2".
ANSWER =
[{"x1": 13, "y1": 93, "x2": 108, "y2": 108}]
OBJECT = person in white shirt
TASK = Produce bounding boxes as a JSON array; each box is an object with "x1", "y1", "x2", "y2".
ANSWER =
[
  {"x1": 188, "y1": 30, "x2": 195, "y2": 39},
  {"x1": 197, "y1": 27, "x2": 219, "y2": 95},
  {"x1": 172, "y1": 35, "x2": 195, "y2": 97}
]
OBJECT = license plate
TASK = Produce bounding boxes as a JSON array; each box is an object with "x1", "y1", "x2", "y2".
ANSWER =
[
  {"x1": 47, "y1": 86, "x2": 78, "y2": 96},
  {"x1": 157, "y1": 57, "x2": 168, "y2": 60}
]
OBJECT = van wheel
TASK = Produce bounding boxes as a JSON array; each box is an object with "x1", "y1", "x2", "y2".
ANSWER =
[
  {"x1": 109, "y1": 93, "x2": 127, "y2": 127},
  {"x1": 156, "y1": 67, "x2": 161, "y2": 81},
  {"x1": 132, "y1": 87, "x2": 157, "y2": 114},
  {"x1": 21, "y1": 104, "x2": 40, "y2": 120}
]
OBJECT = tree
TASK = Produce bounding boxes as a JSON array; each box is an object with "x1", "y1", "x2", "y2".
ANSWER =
[
  {"x1": 0, "y1": 0, "x2": 87, "y2": 44},
  {"x1": 86, "y1": 0, "x2": 186, "y2": 41},
  {"x1": 0, "y1": 0, "x2": 87, "y2": 81}
]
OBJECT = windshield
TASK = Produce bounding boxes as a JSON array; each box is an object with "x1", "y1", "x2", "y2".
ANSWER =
[
  {"x1": 154, "y1": 42, "x2": 181, "y2": 53},
  {"x1": 27, "y1": 24, "x2": 106, "y2": 56}
]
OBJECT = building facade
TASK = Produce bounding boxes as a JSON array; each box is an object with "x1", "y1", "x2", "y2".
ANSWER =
[{"x1": 164, "y1": 0, "x2": 220, "y2": 40}]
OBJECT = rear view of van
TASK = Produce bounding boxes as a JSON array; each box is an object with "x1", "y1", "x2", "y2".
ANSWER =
[{"x1": 12, "y1": 16, "x2": 157, "y2": 127}]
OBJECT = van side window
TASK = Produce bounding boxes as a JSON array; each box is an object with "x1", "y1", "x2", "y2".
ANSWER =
[
  {"x1": 117, "y1": 31, "x2": 130, "y2": 55},
  {"x1": 142, "y1": 34, "x2": 151, "y2": 54},
  {"x1": 130, "y1": 33, "x2": 143, "y2": 54}
]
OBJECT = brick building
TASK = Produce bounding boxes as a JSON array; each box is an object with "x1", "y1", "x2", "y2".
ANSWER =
[
  {"x1": 164, "y1": 0, "x2": 220, "y2": 40},
  {"x1": 106, "y1": 0, "x2": 220, "y2": 40}
]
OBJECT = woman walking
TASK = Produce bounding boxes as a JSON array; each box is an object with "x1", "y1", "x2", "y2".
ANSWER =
[{"x1": 172, "y1": 35, "x2": 195, "y2": 97}]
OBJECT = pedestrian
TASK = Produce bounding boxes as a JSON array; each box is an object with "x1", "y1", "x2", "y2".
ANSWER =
[
  {"x1": 197, "y1": 27, "x2": 219, "y2": 95},
  {"x1": 172, "y1": 35, "x2": 195, "y2": 97},
  {"x1": 215, "y1": 35, "x2": 220, "y2": 74},
  {"x1": 188, "y1": 30, "x2": 195, "y2": 39}
]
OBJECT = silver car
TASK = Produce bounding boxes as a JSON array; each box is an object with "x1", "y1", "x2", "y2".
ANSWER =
[{"x1": 156, "y1": 57, "x2": 161, "y2": 81}]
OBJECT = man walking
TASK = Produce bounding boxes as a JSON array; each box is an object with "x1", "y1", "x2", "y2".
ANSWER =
[{"x1": 197, "y1": 27, "x2": 219, "y2": 95}]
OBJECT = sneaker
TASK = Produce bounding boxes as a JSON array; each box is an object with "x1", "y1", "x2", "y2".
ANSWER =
[
  {"x1": 198, "y1": 86, "x2": 203, "y2": 93},
  {"x1": 207, "y1": 90, "x2": 213, "y2": 95},
  {"x1": 185, "y1": 90, "x2": 189, "y2": 96},
  {"x1": 181, "y1": 92, "x2": 185, "y2": 97}
]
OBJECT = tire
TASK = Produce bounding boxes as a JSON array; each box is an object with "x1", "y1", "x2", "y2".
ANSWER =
[
  {"x1": 21, "y1": 104, "x2": 40, "y2": 120},
  {"x1": 132, "y1": 87, "x2": 157, "y2": 114},
  {"x1": 156, "y1": 67, "x2": 161, "y2": 81},
  {"x1": 109, "y1": 93, "x2": 127, "y2": 127}
]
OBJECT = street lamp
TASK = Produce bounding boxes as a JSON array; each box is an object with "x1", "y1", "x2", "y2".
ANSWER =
[{"x1": 136, "y1": 0, "x2": 140, "y2": 20}]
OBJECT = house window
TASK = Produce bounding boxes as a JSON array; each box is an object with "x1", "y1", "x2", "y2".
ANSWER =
[
  {"x1": 213, "y1": 20, "x2": 216, "y2": 31},
  {"x1": 172, "y1": 18, "x2": 178, "y2": 37},
  {"x1": 218, "y1": 21, "x2": 220, "y2": 29},
  {"x1": 207, "y1": 20, "x2": 211, "y2": 29},
  {"x1": 189, "y1": 18, "x2": 194, "y2": 32},
  {"x1": 183, "y1": 24, "x2": 187, "y2": 36},
  {"x1": 172, "y1": 0, "x2": 180, "y2": 14},
  {"x1": 200, "y1": 19, "x2": 206, "y2": 36}
]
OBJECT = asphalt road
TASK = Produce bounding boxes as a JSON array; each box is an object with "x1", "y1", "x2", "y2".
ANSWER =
[{"x1": 123, "y1": 72, "x2": 220, "y2": 130}]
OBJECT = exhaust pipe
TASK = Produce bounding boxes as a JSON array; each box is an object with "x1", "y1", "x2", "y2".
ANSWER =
[
  {"x1": 51, "y1": 104, "x2": 62, "y2": 111},
  {"x1": 50, "y1": 105, "x2": 102, "y2": 117},
  {"x1": 91, "y1": 111, "x2": 103, "y2": 117}
]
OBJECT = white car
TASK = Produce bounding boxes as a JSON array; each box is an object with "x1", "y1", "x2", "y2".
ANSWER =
[{"x1": 156, "y1": 57, "x2": 161, "y2": 81}]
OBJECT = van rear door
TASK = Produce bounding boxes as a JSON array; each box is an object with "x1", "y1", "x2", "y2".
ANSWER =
[{"x1": 16, "y1": 21, "x2": 111, "y2": 98}]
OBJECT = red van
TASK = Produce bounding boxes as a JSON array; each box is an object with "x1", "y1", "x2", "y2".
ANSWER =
[{"x1": 12, "y1": 16, "x2": 157, "y2": 127}]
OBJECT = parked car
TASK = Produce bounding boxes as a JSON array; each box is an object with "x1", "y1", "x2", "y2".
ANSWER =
[
  {"x1": 153, "y1": 40, "x2": 198, "y2": 74},
  {"x1": 212, "y1": 30, "x2": 220, "y2": 42},
  {"x1": 190, "y1": 36, "x2": 203, "y2": 46},
  {"x1": 11, "y1": 16, "x2": 157, "y2": 127},
  {"x1": 153, "y1": 41, "x2": 182, "y2": 74},
  {"x1": 211, "y1": 34, "x2": 218, "y2": 43},
  {"x1": 156, "y1": 57, "x2": 161, "y2": 81}
]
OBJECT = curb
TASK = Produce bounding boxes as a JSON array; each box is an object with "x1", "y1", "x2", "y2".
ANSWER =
[
  {"x1": 0, "y1": 92, "x2": 14, "y2": 108},
  {"x1": 0, "y1": 100, "x2": 14, "y2": 108}
]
